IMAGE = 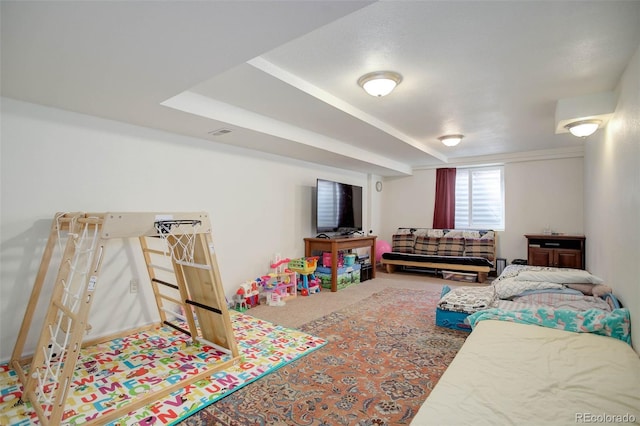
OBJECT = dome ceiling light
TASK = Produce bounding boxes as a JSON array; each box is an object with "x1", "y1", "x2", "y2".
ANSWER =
[
  {"x1": 438, "y1": 134, "x2": 464, "y2": 147},
  {"x1": 555, "y1": 92, "x2": 616, "y2": 138},
  {"x1": 564, "y1": 120, "x2": 602, "y2": 138},
  {"x1": 357, "y1": 71, "x2": 403, "y2": 97}
]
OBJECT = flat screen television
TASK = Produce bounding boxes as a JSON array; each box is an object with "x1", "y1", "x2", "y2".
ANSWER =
[{"x1": 316, "y1": 178, "x2": 363, "y2": 234}]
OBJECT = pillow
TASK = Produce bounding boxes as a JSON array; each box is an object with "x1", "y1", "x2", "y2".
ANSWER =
[
  {"x1": 565, "y1": 283, "x2": 613, "y2": 297},
  {"x1": 392, "y1": 234, "x2": 414, "y2": 253},
  {"x1": 493, "y1": 278, "x2": 564, "y2": 299},
  {"x1": 515, "y1": 269, "x2": 604, "y2": 284},
  {"x1": 437, "y1": 237, "x2": 465, "y2": 256},
  {"x1": 479, "y1": 230, "x2": 495, "y2": 239},
  {"x1": 464, "y1": 238, "x2": 495, "y2": 261},
  {"x1": 442, "y1": 230, "x2": 464, "y2": 238},
  {"x1": 426, "y1": 229, "x2": 445, "y2": 238},
  {"x1": 414, "y1": 236, "x2": 439, "y2": 255},
  {"x1": 592, "y1": 285, "x2": 613, "y2": 297}
]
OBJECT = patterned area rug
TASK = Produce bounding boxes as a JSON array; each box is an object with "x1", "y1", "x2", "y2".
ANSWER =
[{"x1": 180, "y1": 287, "x2": 468, "y2": 425}]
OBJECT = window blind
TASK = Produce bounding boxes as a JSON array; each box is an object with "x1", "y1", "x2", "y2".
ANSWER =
[{"x1": 455, "y1": 166, "x2": 504, "y2": 229}]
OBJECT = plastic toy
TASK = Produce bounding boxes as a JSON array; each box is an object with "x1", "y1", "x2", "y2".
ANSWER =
[
  {"x1": 265, "y1": 288, "x2": 286, "y2": 307},
  {"x1": 233, "y1": 280, "x2": 260, "y2": 311},
  {"x1": 288, "y1": 257, "x2": 320, "y2": 296},
  {"x1": 233, "y1": 293, "x2": 248, "y2": 312},
  {"x1": 270, "y1": 254, "x2": 291, "y2": 273}
]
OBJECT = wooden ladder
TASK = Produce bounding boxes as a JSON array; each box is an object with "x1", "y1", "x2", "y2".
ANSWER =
[{"x1": 139, "y1": 229, "x2": 238, "y2": 353}]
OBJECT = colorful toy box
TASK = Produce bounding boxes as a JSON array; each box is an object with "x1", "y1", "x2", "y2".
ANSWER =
[
  {"x1": 435, "y1": 308, "x2": 472, "y2": 332},
  {"x1": 315, "y1": 264, "x2": 361, "y2": 290}
]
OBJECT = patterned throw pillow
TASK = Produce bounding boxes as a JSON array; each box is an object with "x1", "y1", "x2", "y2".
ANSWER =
[
  {"x1": 414, "y1": 236, "x2": 439, "y2": 255},
  {"x1": 464, "y1": 238, "x2": 495, "y2": 261},
  {"x1": 392, "y1": 234, "x2": 414, "y2": 253},
  {"x1": 437, "y1": 237, "x2": 465, "y2": 256}
]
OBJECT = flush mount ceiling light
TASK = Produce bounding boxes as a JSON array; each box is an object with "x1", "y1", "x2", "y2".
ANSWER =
[
  {"x1": 555, "y1": 92, "x2": 616, "y2": 138},
  {"x1": 438, "y1": 134, "x2": 464, "y2": 147},
  {"x1": 357, "y1": 71, "x2": 402, "y2": 97},
  {"x1": 564, "y1": 119, "x2": 602, "y2": 138}
]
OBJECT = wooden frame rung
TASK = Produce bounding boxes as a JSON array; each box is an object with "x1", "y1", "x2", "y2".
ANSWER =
[
  {"x1": 148, "y1": 263, "x2": 174, "y2": 273},
  {"x1": 52, "y1": 300, "x2": 78, "y2": 323},
  {"x1": 161, "y1": 307, "x2": 187, "y2": 320},
  {"x1": 176, "y1": 260, "x2": 211, "y2": 270},
  {"x1": 76, "y1": 217, "x2": 104, "y2": 225},
  {"x1": 159, "y1": 294, "x2": 183, "y2": 305},
  {"x1": 142, "y1": 248, "x2": 166, "y2": 255}
]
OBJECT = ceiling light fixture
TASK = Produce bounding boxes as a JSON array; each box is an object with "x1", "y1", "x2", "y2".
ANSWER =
[
  {"x1": 564, "y1": 119, "x2": 601, "y2": 138},
  {"x1": 438, "y1": 134, "x2": 464, "y2": 147},
  {"x1": 555, "y1": 92, "x2": 615, "y2": 137},
  {"x1": 358, "y1": 71, "x2": 402, "y2": 97}
]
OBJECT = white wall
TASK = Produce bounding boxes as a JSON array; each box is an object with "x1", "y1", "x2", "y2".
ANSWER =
[
  {"x1": 380, "y1": 169, "x2": 436, "y2": 240},
  {"x1": 584, "y1": 43, "x2": 640, "y2": 351},
  {"x1": 504, "y1": 158, "x2": 584, "y2": 262},
  {"x1": 379, "y1": 158, "x2": 584, "y2": 263},
  {"x1": 0, "y1": 98, "x2": 374, "y2": 362}
]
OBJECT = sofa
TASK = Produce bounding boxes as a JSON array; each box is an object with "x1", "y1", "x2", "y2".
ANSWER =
[{"x1": 381, "y1": 228, "x2": 496, "y2": 283}]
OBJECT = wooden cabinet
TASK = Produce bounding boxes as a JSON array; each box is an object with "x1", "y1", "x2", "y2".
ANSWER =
[
  {"x1": 304, "y1": 235, "x2": 376, "y2": 292},
  {"x1": 525, "y1": 234, "x2": 585, "y2": 269}
]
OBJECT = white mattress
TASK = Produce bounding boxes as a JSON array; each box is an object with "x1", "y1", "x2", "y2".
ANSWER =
[{"x1": 412, "y1": 320, "x2": 640, "y2": 425}]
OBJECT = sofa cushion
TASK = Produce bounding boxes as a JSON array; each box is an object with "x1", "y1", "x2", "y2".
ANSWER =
[
  {"x1": 392, "y1": 234, "x2": 414, "y2": 253},
  {"x1": 465, "y1": 238, "x2": 495, "y2": 261},
  {"x1": 437, "y1": 237, "x2": 465, "y2": 256},
  {"x1": 414, "y1": 236, "x2": 439, "y2": 255}
]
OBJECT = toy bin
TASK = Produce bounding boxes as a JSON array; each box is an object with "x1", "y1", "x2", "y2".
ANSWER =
[
  {"x1": 442, "y1": 270, "x2": 477, "y2": 283},
  {"x1": 315, "y1": 264, "x2": 361, "y2": 290},
  {"x1": 344, "y1": 254, "x2": 356, "y2": 266},
  {"x1": 435, "y1": 308, "x2": 471, "y2": 332}
]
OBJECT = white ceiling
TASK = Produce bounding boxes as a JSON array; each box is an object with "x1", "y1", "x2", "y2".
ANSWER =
[{"x1": 2, "y1": 1, "x2": 639, "y2": 176}]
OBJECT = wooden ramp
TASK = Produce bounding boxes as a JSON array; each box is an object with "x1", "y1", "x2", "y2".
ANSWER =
[{"x1": 10, "y1": 212, "x2": 240, "y2": 425}]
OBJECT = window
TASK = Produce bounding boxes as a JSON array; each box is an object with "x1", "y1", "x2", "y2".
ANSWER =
[{"x1": 455, "y1": 166, "x2": 504, "y2": 230}]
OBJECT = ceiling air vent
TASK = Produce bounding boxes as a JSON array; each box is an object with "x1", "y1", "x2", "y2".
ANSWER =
[{"x1": 208, "y1": 128, "x2": 232, "y2": 136}]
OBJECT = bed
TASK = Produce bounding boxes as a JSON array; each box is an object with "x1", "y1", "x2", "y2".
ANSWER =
[
  {"x1": 413, "y1": 320, "x2": 640, "y2": 425},
  {"x1": 415, "y1": 265, "x2": 640, "y2": 425}
]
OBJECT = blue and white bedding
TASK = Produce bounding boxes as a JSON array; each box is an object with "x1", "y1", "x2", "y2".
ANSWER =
[
  {"x1": 492, "y1": 292, "x2": 612, "y2": 312},
  {"x1": 437, "y1": 264, "x2": 631, "y2": 343},
  {"x1": 468, "y1": 306, "x2": 631, "y2": 344}
]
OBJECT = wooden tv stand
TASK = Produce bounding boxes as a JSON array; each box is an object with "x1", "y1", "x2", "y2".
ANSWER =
[
  {"x1": 304, "y1": 235, "x2": 377, "y2": 292},
  {"x1": 525, "y1": 234, "x2": 585, "y2": 269}
]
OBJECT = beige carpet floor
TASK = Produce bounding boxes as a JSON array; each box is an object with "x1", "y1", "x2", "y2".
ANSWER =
[{"x1": 245, "y1": 267, "x2": 491, "y2": 328}]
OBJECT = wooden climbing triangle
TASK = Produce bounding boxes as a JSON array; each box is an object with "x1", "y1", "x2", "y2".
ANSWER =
[{"x1": 10, "y1": 212, "x2": 240, "y2": 425}]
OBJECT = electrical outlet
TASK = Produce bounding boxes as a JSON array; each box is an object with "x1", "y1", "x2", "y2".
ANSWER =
[{"x1": 130, "y1": 279, "x2": 138, "y2": 294}]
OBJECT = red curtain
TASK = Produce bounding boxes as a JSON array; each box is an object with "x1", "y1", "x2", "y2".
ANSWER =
[{"x1": 433, "y1": 168, "x2": 457, "y2": 229}]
